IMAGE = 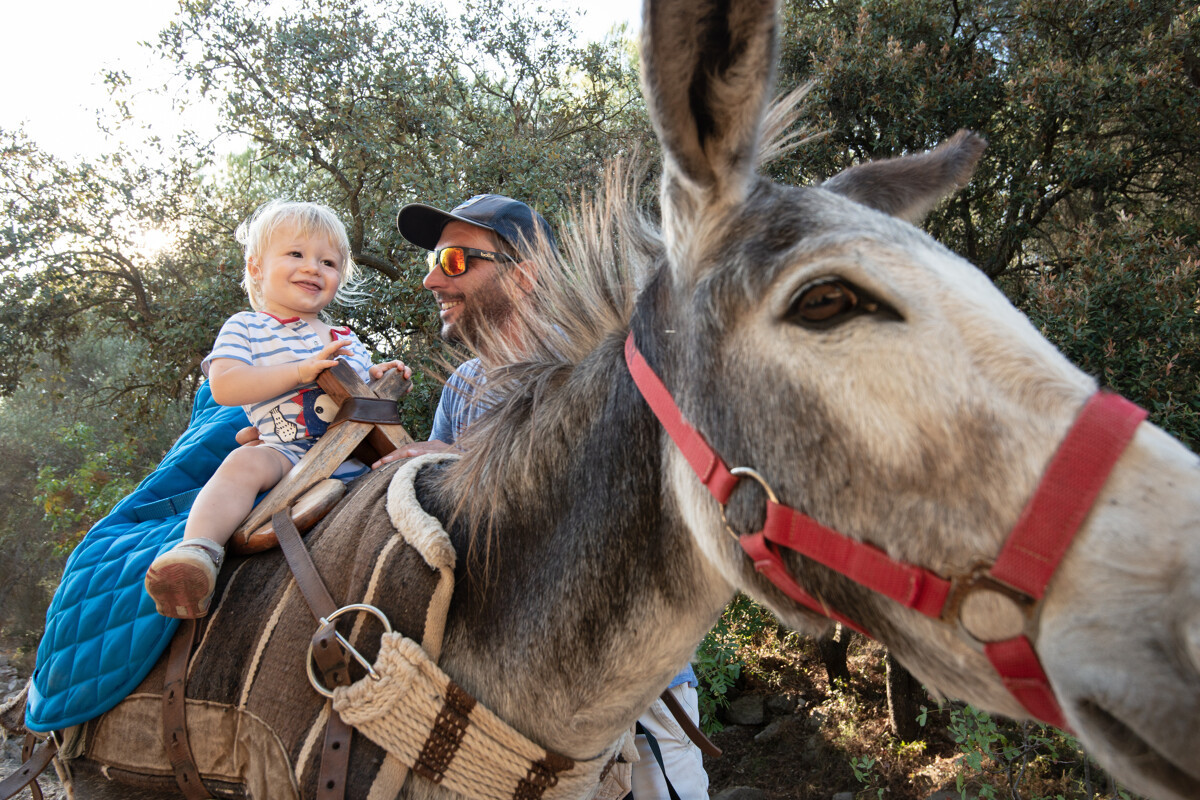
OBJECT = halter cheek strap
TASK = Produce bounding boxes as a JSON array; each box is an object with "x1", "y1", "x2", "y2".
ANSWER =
[{"x1": 624, "y1": 332, "x2": 1146, "y2": 729}]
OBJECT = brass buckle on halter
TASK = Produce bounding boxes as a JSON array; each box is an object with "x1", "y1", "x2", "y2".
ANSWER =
[
  {"x1": 306, "y1": 603, "x2": 394, "y2": 698},
  {"x1": 943, "y1": 566, "x2": 1038, "y2": 643},
  {"x1": 720, "y1": 466, "x2": 779, "y2": 541}
]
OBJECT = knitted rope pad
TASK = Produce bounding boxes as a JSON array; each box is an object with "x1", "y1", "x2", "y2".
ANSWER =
[{"x1": 333, "y1": 634, "x2": 628, "y2": 800}]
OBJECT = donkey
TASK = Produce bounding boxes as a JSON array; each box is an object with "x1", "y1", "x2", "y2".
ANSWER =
[{"x1": 23, "y1": 0, "x2": 1199, "y2": 798}]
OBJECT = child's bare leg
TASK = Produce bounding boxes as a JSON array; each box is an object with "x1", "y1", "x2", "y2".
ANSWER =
[
  {"x1": 146, "y1": 446, "x2": 291, "y2": 618},
  {"x1": 183, "y1": 446, "x2": 292, "y2": 547}
]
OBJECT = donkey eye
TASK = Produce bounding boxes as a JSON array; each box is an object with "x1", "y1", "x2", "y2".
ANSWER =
[
  {"x1": 788, "y1": 279, "x2": 859, "y2": 323},
  {"x1": 785, "y1": 279, "x2": 894, "y2": 328}
]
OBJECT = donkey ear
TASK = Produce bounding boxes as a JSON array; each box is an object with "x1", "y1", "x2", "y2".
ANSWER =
[
  {"x1": 641, "y1": 0, "x2": 778, "y2": 202},
  {"x1": 820, "y1": 130, "x2": 988, "y2": 223}
]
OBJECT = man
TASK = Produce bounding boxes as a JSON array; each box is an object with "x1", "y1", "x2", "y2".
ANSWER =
[{"x1": 379, "y1": 194, "x2": 710, "y2": 800}]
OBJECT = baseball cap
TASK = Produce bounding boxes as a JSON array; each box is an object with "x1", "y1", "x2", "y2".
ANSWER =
[{"x1": 397, "y1": 194, "x2": 556, "y2": 254}]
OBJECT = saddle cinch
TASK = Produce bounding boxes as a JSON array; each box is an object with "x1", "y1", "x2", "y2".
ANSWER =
[{"x1": 1, "y1": 364, "x2": 715, "y2": 800}]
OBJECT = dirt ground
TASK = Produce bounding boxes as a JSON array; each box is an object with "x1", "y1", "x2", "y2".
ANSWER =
[{"x1": 699, "y1": 637, "x2": 965, "y2": 800}]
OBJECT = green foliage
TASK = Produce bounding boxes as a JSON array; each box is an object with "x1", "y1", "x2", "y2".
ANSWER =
[
  {"x1": 777, "y1": 0, "x2": 1200, "y2": 277},
  {"x1": 34, "y1": 424, "x2": 146, "y2": 555},
  {"x1": 694, "y1": 595, "x2": 781, "y2": 732},
  {"x1": 1002, "y1": 214, "x2": 1200, "y2": 448},
  {"x1": 922, "y1": 703, "x2": 1145, "y2": 799},
  {"x1": 2, "y1": 0, "x2": 649, "y2": 425},
  {"x1": 849, "y1": 753, "x2": 885, "y2": 799}
]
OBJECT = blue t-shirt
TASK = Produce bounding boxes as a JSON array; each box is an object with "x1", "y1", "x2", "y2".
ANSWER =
[
  {"x1": 433, "y1": 359, "x2": 697, "y2": 689},
  {"x1": 431, "y1": 359, "x2": 490, "y2": 444}
]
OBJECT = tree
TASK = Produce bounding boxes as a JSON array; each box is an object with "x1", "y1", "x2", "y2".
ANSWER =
[
  {"x1": 150, "y1": 0, "x2": 649, "y2": 363},
  {"x1": 776, "y1": 0, "x2": 1200, "y2": 276},
  {"x1": 0, "y1": 0, "x2": 651, "y2": 636},
  {"x1": 0, "y1": 127, "x2": 253, "y2": 418},
  {"x1": 3, "y1": 0, "x2": 649, "y2": 421}
]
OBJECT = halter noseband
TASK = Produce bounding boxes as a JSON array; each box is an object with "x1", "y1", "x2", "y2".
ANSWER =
[{"x1": 624, "y1": 332, "x2": 1147, "y2": 729}]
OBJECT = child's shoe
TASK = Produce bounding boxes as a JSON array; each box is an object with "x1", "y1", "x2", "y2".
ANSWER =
[{"x1": 144, "y1": 538, "x2": 225, "y2": 618}]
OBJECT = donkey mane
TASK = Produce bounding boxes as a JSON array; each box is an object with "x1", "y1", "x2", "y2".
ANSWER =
[{"x1": 434, "y1": 88, "x2": 818, "y2": 553}]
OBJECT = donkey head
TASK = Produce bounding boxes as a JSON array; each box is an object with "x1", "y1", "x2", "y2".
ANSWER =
[{"x1": 637, "y1": 2, "x2": 1200, "y2": 799}]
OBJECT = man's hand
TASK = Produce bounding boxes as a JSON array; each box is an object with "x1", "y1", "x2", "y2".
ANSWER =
[
  {"x1": 369, "y1": 360, "x2": 413, "y2": 382},
  {"x1": 235, "y1": 425, "x2": 262, "y2": 446},
  {"x1": 371, "y1": 439, "x2": 451, "y2": 469}
]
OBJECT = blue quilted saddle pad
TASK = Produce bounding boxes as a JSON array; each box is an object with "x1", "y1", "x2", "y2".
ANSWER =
[{"x1": 26, "y1": 384, "x2": 249, "y2": 732}]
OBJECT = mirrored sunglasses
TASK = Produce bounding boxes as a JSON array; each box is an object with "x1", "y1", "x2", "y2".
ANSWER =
[{"x1": 427, "y1": 246, "x2": 517, "y2": 277}]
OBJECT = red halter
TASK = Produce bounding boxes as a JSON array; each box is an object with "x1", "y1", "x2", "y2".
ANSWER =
[{"x1": 624, "y1": 332, "x2": 1147, "y2": 729}]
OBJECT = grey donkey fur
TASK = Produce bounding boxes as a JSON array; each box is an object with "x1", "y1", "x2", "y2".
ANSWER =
[{"x1": 18, "y1": 0, "x2": 1200, "y2": 799}]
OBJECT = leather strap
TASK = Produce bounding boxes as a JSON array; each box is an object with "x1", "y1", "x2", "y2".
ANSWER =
[
  {"x1": 274, "y1": 510, "x2": 339, "y2": 619},
  {"x1": 330, "y1": 397, "x2": 403, "y2": 428},
  {"x1": 658, "y1": 690, "x2": 721, "y2": 758},
  {"x1": 163, "y1": 618, "x2": 211, "y2": 799},
  {"x1": 0, "y1": 734, "x2": 55, "y2": 800},
  {"x1": 272, "y1": 510, "x2": 354, "y2": 800},
  {"x1": 316, "y1": 713, "x2": 354, "y2": 800}
]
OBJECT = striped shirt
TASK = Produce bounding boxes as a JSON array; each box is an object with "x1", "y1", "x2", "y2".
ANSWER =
[
  {"x1": 202, "y1": 311, "x2": 372, "y2": 449},
  {"x1": 430, "y1": 359, "x2": 490, "y2": 444}
]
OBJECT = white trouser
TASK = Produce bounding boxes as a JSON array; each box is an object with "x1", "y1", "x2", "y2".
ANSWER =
[{"x1": 631, "y1": 683, "x2": 709, "y2": 800}]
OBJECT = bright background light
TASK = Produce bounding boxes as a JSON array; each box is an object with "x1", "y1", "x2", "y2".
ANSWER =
[{"x1": 1, "y1": 0, "x2": 643, "y2": 161}]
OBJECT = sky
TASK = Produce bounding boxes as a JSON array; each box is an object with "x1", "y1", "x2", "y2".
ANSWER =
[{"x1": 0, "y1": 0, "x2": 643, "y2": 161}]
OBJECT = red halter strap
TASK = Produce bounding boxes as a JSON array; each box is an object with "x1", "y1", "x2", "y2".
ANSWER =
[{"x1": 624, "y1": 332, "x2": 1146, "y2": 728}]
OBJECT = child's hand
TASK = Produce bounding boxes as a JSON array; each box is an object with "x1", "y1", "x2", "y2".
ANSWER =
[
  {"x1": 369, "y1": 360, "x2": 413, "y2": 381},
  {"x1": 296, "y1": 340, "x2": 354, "y2": 385}
]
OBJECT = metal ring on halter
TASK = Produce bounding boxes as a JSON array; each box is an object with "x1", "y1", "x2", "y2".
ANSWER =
[
  {"x1": 721, "y1": 466, "x2": 779, "y2": 541},
  {"x1": 306, "y1": 603, "x2": 393, "y2": 698}
]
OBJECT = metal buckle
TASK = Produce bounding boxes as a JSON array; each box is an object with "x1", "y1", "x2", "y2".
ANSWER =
[
  {"x1": 720, "y1": 466, "x2": 779, "y2": 541},
  {"x1": 942, "y1": 566, "x2": 1038, "y2": 643},
  {"x1": 306, "y1": 603, "x2": 393, "y2": 698}
]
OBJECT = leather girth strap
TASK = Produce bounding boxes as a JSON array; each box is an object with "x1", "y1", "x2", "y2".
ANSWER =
[
  {"x1": 272, "y1": 509, "x2": 354, "y2": 800},
  {"x1": 0, "y1": 734, "x2": 56, "y2": 800},
  {"x1": 163, "y1": 617, "x2": 210, "y2": 799},
  {"x1": 658, "y1": 690, "x2": 722, "y2": 758}
]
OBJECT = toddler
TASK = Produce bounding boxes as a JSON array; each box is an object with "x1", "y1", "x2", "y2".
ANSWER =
[{"x1": 144, "y1": 200, "x2": 410, "y2": 618}]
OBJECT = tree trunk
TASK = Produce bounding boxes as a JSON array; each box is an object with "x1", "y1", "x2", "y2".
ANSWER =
[{"x1": 885, "y1": 651, "x2": 925, "y2": 740}]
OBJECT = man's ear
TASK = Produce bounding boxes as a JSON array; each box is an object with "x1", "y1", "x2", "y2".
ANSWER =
[{"x1": 511, "y1": 260, "x2": 537, "y2": 294}]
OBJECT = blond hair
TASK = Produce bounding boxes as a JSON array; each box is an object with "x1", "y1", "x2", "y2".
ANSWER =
[{"x1": 236, "y1": 200, "x2": 359, "y2": 311}]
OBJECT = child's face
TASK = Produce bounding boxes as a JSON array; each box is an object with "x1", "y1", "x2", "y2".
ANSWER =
[{"x1": 249, "y1": 223, "x2": 343, "y2": 321}]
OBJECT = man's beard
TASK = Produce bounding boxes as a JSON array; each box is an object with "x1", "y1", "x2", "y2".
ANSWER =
[{"x1": 441, "y1": 271, "x2": 516, "y2": 351}]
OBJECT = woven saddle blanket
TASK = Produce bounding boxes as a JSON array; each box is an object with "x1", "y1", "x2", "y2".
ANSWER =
[
  {"x1": 25, "y1": 384, "x2": 249, "y2": 732},
  {"x1": 51, "y1": 455, "x2": 451, "y2": 798},
  {"x1": 55, "y1": 453, "x2": 630, "y2": 800}
]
